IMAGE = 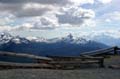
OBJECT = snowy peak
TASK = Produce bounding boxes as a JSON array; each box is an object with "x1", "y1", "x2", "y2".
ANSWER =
[
  {"x1": 66, "y1": 33, "x2": 74, "y2": 40},
  {"x1": 75, "y1": 38, "x2": 88, "y2": 44},
  {"x1": 61, "y1": 34, "x2": 74, "y2": 43},
  {"x1": 0, "y1": 32, "x2": 13, "y2": 44},
  {"x1": 0, "y1": 32, "x2": 12, "y2": 38},
  {"x1": 12, "y1": 36, "x2": 29, "y2": 44},
  {"x1": 60, "y1": 34, "x2": 89, "y2": 44},
  {"x1": 0, "y1": 32, "x2": 29, "y2": 44}
]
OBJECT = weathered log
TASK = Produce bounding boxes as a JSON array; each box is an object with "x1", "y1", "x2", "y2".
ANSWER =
[
  {"x1": 80, "y1": 46, "x2": 119, "y2": 56},
  {"x1": 0, "y1": 61, "x2": 53, "y2": 69},
  {"x1": 0, "y1": 51, "x2": 52, "y2": 61}
]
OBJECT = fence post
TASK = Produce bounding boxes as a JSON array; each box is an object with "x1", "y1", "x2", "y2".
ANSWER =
[
  {"x1": 99, "y1": 58, "x2": 104, "y2": 68},
  {"x1": 114, "y1": 46, "x2": 118, "y2": 55}
]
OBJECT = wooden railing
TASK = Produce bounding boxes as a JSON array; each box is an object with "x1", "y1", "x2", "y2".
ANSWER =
[
  {"x1": 80, "y1": 46, "x2": 120, "y2": 56},
  {"x1": 0, "y1": 51, "x2": 53, "y2": 69},
  {"x1": 0, "y1": 46, "x2": 119, "y2": 69}
]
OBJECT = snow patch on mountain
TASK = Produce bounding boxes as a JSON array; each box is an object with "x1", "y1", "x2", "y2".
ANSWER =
[{"x1": 0, "y1": 32, "x2": 89, "y2": 44}]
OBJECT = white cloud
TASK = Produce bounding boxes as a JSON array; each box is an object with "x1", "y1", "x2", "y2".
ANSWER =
[
  {"x1": 0, "y1": 0, "x2": 95, "y2": 18},
  {"x1": 0, "y1": 0, "x2": 97, "y2": 31},
  {"x1": 83, "y1": 19, "x2": 96, "y2": 27},
  {"x1": 92, "y1": 30, "x2": 120, "y2": 38},
  {"x1": 0, "y1": 0, "x2": 70, "y2": 5},
  {"x1": 109, "y1": 11, "x2": 120, "y2": 20},
  {"x1": 98, "y1": 0, "x2": 112, "y2": 4},
  {"x1": 71, "y1": 0, "x2": 94, "y2": 5},
  {"x1": 0, "y1": 26, "x2": 13, "y2": 31},
  {"x1": 0, "y1": 0, "x2": 70, "y2": 17},
  {"x1": 105, "y1": 19, "x2": 111, "y2": 23},
  {"x1": 56, "y1": 6, "x2": 95, "y2": 26},
  {"x1": 0, "y1": 13, "x2": 15, "y2": 26},
  {"x1": 6, "y1": 16, "x2": 59, "y2": 31},
  {"x1": 100, "y1": 11, "x2": 120, "y2": 23}
]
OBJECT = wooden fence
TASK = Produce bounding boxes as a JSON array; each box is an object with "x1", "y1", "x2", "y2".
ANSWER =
[{"x1": 0, "y1": 46, "x2": 119, "y2": 69}]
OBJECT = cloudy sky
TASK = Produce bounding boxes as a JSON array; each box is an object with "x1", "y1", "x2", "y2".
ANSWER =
[{"x1": 0, "y1": 0, "x2": 120, "y2": 38}]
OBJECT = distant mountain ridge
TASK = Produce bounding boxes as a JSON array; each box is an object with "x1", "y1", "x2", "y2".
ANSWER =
[
  {"x1": 0, "y1": 32, "x2": 108, "y2": 56},
  {"x1": 91, "y1": 34, "x2": 120, "y2": 47}
]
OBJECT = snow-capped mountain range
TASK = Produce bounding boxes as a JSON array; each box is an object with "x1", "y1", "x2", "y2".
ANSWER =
[
  {"x1": 0, "y1": 32, "x2": 89, "y2": 44},
  {"x1": 0, "y1": 32, "x2": 119, "y2": 47},
  {"x1": 0, "y1": 32, "x2": 109, "y2": 57},
  {"x1": 1, "y1": 32, "x2": 120, "y2": 46}
]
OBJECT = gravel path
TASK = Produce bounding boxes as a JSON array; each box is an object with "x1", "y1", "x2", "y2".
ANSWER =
[{"x1": 0, "y1": 68, "x2": 120, "y2": 79}]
